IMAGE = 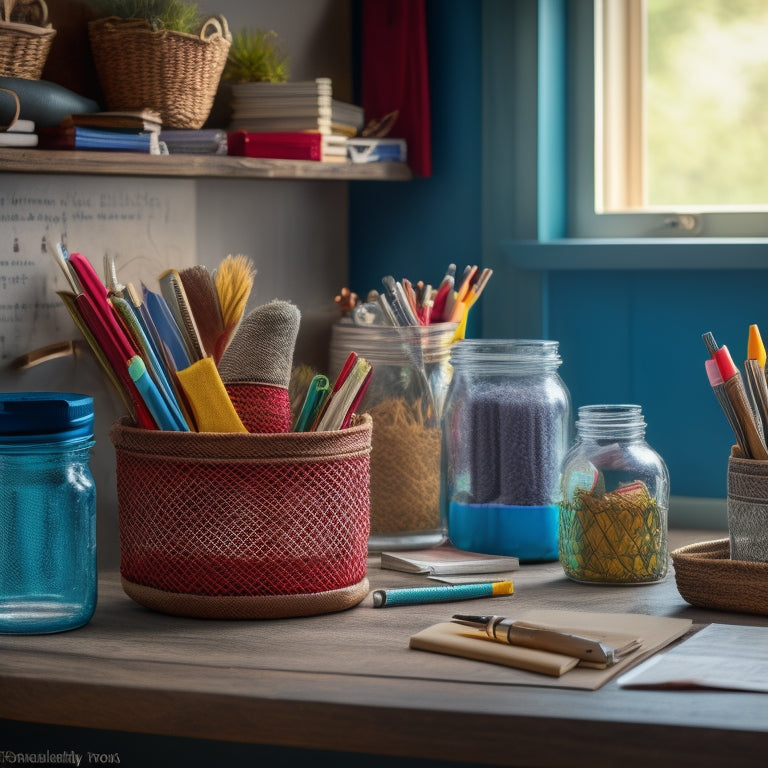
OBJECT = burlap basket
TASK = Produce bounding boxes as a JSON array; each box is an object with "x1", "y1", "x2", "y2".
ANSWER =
[
  {"x1": 671, "y1": 538, "x2": 768, "y2": 616},
  {"x1": 109, "y1": 414, "x2": 372, "y2": 619},
  {"x1": 0, "y1": 0, "x2": 56, "y2": 79},
  {"x1": 88, "y1": 15, "x2": 231, "y2": 129}
]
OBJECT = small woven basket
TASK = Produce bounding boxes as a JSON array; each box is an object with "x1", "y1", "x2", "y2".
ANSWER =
[
  {"x1": 671, "y1": 538, "x2": 768, "y2": 616},
  {"x1": 110, "y1": 414, "x2": 372, "y2": 619},
  {"x1": 0, "y1": 0, "x2": 56, "y2": 79},
  {"x1": 88, "y1": 15, "x2": 231, "y2": 129}
]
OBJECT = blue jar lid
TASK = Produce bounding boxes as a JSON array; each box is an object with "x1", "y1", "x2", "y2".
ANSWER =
[{"x1": 0, "y1": 392, "x2": 94, "y2": 444}]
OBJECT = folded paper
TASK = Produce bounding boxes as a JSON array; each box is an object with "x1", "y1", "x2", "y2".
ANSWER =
[{"x1": 410, "y1": 610, "x2": 692, "y2": 690}]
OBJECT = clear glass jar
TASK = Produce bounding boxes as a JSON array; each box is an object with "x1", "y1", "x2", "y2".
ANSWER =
[
  {"x1": 330, "y1": 321, "x2": 457, "y2": 550},
  {"x1": 441, "y1": 340, "x2": 571, "y2": 562},
  {"x1": 0, "y1": 393, "x2": 96, "y2": 633},
  {"x1": 558, "y1": 404, "x2": 669, "y2": 584}
]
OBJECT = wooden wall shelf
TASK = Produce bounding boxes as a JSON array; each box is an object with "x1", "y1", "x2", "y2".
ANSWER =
[{"x1": 0, "y1": 149, "x2": 413, "y2": 181}]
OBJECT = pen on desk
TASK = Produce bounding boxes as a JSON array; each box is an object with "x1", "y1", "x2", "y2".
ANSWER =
[
  {"x1": 371, "y1": 580, "x2": 514, "y2": 608},
  {"x1": 451, "y1": 615, "x2": 620, "y2": 665}
]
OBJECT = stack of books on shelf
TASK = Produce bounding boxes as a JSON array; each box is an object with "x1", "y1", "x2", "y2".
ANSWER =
[
  {"x1": 159, "y1": 129, "x2": 228, "y2": 155},
  {"x1": 227, "y1": 78, "x2": 364, "y2": 162},
  {"x1": 347, "y1": 137, "x2": 407, "y2": 164},
  {"x1": 227, "y1": 130, "x2": 350, "y2": 163},
  {"x1": 228, "y1": 130, "x2": 322, "y2": 161},
  {"x1": 37, "y1": 110, "x2": 164, "y2": 154},
  {"x1": 0, "y1": 118, "x2": 38, "y2": 148}
]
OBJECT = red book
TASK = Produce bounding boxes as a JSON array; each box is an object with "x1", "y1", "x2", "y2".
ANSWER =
[{"x1": 227, "y1": 130, "x2": 322, "y2": 161}]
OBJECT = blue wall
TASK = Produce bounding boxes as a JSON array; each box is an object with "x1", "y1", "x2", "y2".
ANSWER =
[
  {"x1": 349, "y1": 0, "x2": 483, "y2": 337},
  {"x1": 548, "y1": 269, "x2": 768, "y2": 499}
]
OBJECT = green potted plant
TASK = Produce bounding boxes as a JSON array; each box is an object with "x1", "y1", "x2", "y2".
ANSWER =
[
  {"x1": 223, "y1": 28, "x2": 290, "y2": 84},
  {"x1": 86, "y1": 0, "x2": 205, "y2": 32},
  {"x1": 86, "y1": 0, "x2": 231, "y2": 129}
]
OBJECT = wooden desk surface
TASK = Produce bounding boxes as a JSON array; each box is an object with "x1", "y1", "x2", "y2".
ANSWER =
[{"x1": 1, "y1": 530, "x2": 767, "y2": 767}]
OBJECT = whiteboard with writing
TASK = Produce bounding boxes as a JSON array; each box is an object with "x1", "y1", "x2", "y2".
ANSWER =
[{"x1": 0, "y1": 176, "x2": 196, "y2": 364}]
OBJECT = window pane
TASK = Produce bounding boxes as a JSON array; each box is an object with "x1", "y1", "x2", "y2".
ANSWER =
[{"x1": 647, "y1": 0, "x2": 768, "y2": 206}]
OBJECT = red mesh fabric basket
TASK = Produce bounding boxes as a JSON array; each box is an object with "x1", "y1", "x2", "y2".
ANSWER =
[{"x1": 109, "y1": 414, "x2": 372, "y2": 618}]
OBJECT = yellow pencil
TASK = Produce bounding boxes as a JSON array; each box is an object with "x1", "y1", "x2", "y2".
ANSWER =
[{"x1": 748, "y1": 324, "x2": 766, "y2": 368}]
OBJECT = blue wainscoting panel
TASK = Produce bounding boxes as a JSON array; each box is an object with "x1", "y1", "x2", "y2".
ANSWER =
[{"x1": 548, "y1": 269, "x2": 768, "y2": 499}]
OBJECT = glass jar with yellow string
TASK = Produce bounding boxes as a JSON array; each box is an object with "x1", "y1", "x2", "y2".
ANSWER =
[{"x1": 558, "y1": 404, "x2": 670, "y2": 584}]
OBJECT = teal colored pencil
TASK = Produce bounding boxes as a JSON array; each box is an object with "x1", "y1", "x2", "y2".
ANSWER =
[{"x1": 294, "y1": 374, "x2": 330, "y2": 431}]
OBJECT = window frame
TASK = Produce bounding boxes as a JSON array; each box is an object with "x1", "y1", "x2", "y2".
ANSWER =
[
  {"x1": 572, "y1": 0, "x2": 768, "y2": 239},
  {"x1": 482, "y1": 0, "x2": 768, "y2": 280}
]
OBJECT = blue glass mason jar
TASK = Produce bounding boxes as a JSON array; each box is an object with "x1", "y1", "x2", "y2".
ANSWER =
[
  {"x1": 0, "y1": 393, "x2": 96, "y2": 633},
  {"x1": 441, "y1": 340, "x2": 571, "y2": 562}
]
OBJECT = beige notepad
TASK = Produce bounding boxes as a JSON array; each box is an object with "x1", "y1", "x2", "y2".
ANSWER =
[{"x1": 409, "y1": 610, "x2": 692, "y2": 690}]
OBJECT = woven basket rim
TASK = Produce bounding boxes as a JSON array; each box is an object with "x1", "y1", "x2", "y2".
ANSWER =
[
  {"x1": 0, "y1": 19, "x2": 54, "y2": 35},
  {"x1": 671, "y1": 537, "x2": 768, "y2": 573},
  {"x1": 88, "y1": 14, "x2": 230, "y2": 43},
  {"x1": 671, "y1": 537, "x2": 768, "y2": 616},
  {"x1": 110, "y1": 411, "x2": 372, "y2": 441},
  {"x1": 109, "y1": 413, "x2": 373, "y2": 462}
]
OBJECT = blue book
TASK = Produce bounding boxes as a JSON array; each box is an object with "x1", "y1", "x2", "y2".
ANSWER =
[{"x1": 38, "y1": 125, "x2": 159, "y2": 153}]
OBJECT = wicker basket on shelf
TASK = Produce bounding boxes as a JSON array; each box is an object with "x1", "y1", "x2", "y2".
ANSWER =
[
  {"x1": 0, "y1": 0, "x2": 56, "y2": 80},
  {"x1": 88, "y1": 15, "x2": 231, "y2": 129}
]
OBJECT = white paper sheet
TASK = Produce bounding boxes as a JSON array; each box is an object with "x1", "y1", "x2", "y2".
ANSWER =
[{"x1": 618, "y1": 623, "x2": 768, "y2": 692}]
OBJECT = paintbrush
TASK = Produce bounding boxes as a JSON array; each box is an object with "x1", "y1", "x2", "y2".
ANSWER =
[
  {"x1": 179, "y1": 264, "x2": 225, "y2": 360},
  {"x1": 214, "y1": 254, "x2": 256, "y2": 361}
]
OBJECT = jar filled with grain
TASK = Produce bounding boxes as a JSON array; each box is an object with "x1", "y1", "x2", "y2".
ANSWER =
[
  {"x1": 441, "y1": 340, "x2": 572, "y2": 562},
  {"x1": 329, "y1": 321, "x2": 457, "y2": 551},
  {"x1": 558, "y1": 404, "x2": 669, "y2": 584}
]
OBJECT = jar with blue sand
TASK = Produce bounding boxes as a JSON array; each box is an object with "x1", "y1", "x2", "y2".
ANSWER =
[{"x1": 441, "y1": 340, "x2": 571, "y2": 562}]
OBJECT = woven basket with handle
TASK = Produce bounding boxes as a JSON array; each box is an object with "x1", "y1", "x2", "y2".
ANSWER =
[
  {"x1": 0, "y1": 0, "x2": 56, "y2": 80},
  {"x1": 88, "y1": 15, "x2": 231, "y2": 129}
]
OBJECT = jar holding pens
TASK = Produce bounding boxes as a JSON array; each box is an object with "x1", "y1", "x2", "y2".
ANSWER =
[
  {"x1": 330, "y1": 264, "x2": 492, "y2": 551},
  {"x1": 330, "y1": 320, "x2": 457, "y2": 550}
]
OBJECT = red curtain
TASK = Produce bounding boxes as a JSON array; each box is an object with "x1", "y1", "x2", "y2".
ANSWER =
[{"x1": 361, "y1": 0, "x2": 432, "y2": 177}]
